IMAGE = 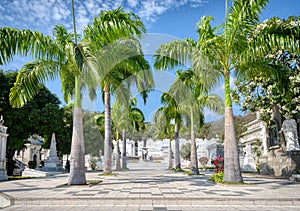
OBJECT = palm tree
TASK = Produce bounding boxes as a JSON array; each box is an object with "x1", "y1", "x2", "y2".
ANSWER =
[
  {"x1": 153, "y1": 92, "x2": 183, "y2": 169},
  {"x1": 153, "y1": 106, "x2": 173, "y2": 169},
  {"x1": 112, "y1": 102, "x2": 124, "y2": 171},
  {"x1": 84, "y1": 8, "x2": 153, "y2": 173},
  {"x1": 154, "y1": 0, "x2": 279, "y2": 182},
  {"x1": 195, "y1": 0, "x2": 270, "y2": 182},
  {"x1": 2, "y1": 1, "x2": 96, "y2": 184},
  {"x1": 175, "y1": 69, "x2": 224, "y2": 174}
]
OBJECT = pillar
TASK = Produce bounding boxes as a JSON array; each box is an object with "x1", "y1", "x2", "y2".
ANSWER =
[{"x1": 0, "y1": 116, "x2": 8, "y2": 181}]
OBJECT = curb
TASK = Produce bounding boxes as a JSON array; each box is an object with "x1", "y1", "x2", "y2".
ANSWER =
[
  {"x1": 0, "y1": 192, "x2": 12, "y2": 208},
  {"x1": 12, "y1": 197, "x2": 300, "y2": 206}
]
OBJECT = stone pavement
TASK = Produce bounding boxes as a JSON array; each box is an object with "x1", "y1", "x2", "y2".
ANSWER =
[{"x1": 1, "y1": 161, "x2": 300, "y2": 210}]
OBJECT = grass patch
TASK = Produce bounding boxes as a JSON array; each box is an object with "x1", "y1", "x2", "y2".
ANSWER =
[
  {"x1": 98, "y1": 172, "x2": 118, "y2": 176},
  {"x1": 153, "y1": 160, "x2": 161, "y2": 163},
  {"x1": 8, "y1": 176, "x2": 37, "y2": 180},
  {"x1": 171, "y1": 168, "x2": 185, "y2": 172},
  {"x1": 209, "y1": 172, "x2": 254, "y2": 185},
  {"x1": 184, "y1": 169, "x2": 203, "y2": 176}
]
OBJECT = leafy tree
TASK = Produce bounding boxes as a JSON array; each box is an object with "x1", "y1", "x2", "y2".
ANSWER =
[
  {"x1": 0, "y1": 70, "x2": 66, "y2": 175},
  {"x1": 83, "y1": 111, "x2": 104, "y2": 157},
  {"x1": 233, "y1": 20, "x2": 300, "y2": 120},
  {"x1": 153, "y1": 92, "x2": 181, "y2": 170},
  {"x1": 198, "y1": 113, "x2": 256, "y2": 141},
  {"x1": 175, "y1": 69, "x2": 224, "y2": 174},
  {"x1": 180, "y1": 143, "x2": 191, "y2": 161},
  {"x1": 126, "y1": 99, "x2": 145, "y2": 167}
]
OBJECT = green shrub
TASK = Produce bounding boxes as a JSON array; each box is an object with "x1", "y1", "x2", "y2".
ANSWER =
[
  {"x1": 185, "y1": 170, "x2": 191, "y2": 175},
  {"x1": 28, "y1": 161, "x2": 37, "y2": 169},
  {"x1": 209, "y1": 171, "x2": 224, "y2": 183},
  {"x1": 171, "y1": 168, "x2": 184, "y2": 172},
  {"x1": 89, "y1": 157, "x2": 97, "y2": 170}
]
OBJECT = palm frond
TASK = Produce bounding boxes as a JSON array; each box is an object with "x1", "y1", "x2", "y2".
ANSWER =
[{"x1": 9, "y1": 60, "x2": 60, "y2": 108}]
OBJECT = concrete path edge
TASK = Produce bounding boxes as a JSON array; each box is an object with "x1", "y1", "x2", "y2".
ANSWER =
[{"x1": 0, "y1": 192, "x2": 12, "y2": 208}]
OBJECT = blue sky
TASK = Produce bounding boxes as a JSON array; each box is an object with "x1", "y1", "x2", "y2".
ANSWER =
[{"x1": 0, "y1": 0, "x2": 299, "y2": 122}]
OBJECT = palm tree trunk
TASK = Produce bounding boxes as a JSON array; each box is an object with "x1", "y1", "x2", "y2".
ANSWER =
[
  {"x1": 115, "y1": 130, "x2": 121, "y2": 171},
  {"x1": 115, "y1": 140, "x2": 121, "y2": 171},
  {"x1": 104, "y1": 84, "x2": 112, "y2": 173},
  {"x1": 121, "y1": 129, "x2": 127, "y2": 169},
  {"x1": 168, "y1": 138, "x2": 173, "y2": 169},
  {"x1": 68, "y1": 76, "x2": 86, "y2": 185},
  {"x1": 223, "y1": 72, "x2": 243, "y2": 183},
  {"x1": 174, "y1": 123, "x2": 181, "y2": 169},
  {"x1": 190, "y1": 107, "x2": 199, "y2": 175}
]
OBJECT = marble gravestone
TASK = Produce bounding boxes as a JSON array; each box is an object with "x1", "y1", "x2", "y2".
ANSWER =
[
  {"x1": 0, "y1": 116, "x2": 8, "y2": 181},
  {"x1": 281, "y1": 118, "x2": 300, "y2": 151},
  {"x1": 43, "y1": 133, "x2": 60, "y2": 170}
]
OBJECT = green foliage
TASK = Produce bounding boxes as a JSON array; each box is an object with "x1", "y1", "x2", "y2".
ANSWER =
[
  {"x1": 88, "y1": 157, "x2": 97, "y2": 170},
  {"x1": 0, "y1": 70, "x2": 70, "y2": 175},
  {"x1": 185, "y1": 169, "x2": 191, "y2": 175},
  {"x1": 180, "y1": 142, "x2": 191, "y2": 160},
  {"x1": 83, "y1": 111, "x2": 104, "y2": 156},
  {"x1": 209, "y1": 171, "x2": 224, "y2": 183},
  {"x1": 198, "y1": 113, "x2": 256, "y2": 140},
  {"x1": 232, "y1": 16, "x2": 300, "y2": 120},
  {"x1": 171, "y1": 168, "x2": 184, "y2": 172},
  {"x1": 28, "y1": 161, "x2": 37, "y2": 169}
]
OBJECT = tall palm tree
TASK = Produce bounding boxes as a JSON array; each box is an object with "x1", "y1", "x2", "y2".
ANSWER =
[
  {"x1": 153, "y1": 92, "x2": 183, "y2": 169},
  {"x1": 2, "y1": 3, "x2": 96, "y2": 184},
  {"x1": 153, "y1": 106, "x2": 174, "y2": 169},
  {"x1": 122, "y1": 98, "x2": 146, "y2": 169},
  {"x1": 84, "y1": 8, "x2": 153, "y2": 173},
  {"x1": 175, "y1": 69, "x2": 224, "y2": 174},
  {"x1": 195, "y1": 0, "x2": 268, "y2": 182},
  {"x1": 112, "y1": 102, "x2": 124, "y2": 171},
  {"x1": 154, "y1": 0, "x2": 277, "y2": 182}
]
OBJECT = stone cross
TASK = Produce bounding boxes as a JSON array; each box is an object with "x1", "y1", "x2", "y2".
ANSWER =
[{"x1": 0, "y1": 116, "x2": 9, "y2": 181}]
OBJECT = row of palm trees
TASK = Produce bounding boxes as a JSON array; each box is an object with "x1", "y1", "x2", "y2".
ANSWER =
[
  {"x1": 152, "y1": 68, "x2": 224, "y2": 174},
  {"x1": 1, "y1": 0, "x2": 298, "y2": 184},
  {"x1": 1, "y1": 4, "x2": 154, "y2": 185},
  {"x1": 153, "y1": 0, "x2": 299, "y2": 182}
]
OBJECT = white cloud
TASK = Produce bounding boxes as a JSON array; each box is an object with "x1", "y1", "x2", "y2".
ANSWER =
[
  {"x1": 127, "y1": 0, "x2": 138, "y2": 8},
  {"x1": 0, "y1": 0, "x2": 208, "y2": 35}
]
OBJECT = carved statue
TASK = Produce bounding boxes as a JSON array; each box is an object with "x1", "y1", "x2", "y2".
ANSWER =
[{"x1": 280, "y1": 118, "x2": 300, "y2": 151}]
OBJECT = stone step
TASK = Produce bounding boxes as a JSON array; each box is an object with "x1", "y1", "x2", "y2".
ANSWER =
[{"x1": 11, "y1": 197, "x2": 300, "y2": 206}]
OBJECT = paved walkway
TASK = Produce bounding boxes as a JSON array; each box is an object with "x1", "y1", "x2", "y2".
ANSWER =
[{"x1": 1, "y1": 161, "x2": 300, "y2": 210}]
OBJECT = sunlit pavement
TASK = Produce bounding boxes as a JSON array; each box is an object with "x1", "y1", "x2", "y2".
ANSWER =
[{"x1": 1, "y1": 161, "x2": 300, "y2": 210}]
